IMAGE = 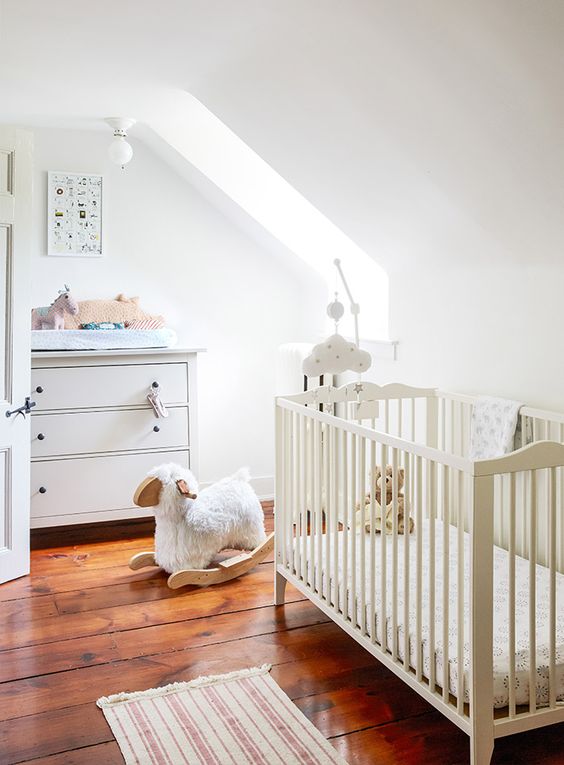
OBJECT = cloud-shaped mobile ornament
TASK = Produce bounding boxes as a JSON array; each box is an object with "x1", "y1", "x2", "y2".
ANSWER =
[
  {"x1": 303, "y1": 259, "x2": 372, "y2": 378},
  {"x1": 303, "y1": 334, "x2": 371, "y2": 376}
]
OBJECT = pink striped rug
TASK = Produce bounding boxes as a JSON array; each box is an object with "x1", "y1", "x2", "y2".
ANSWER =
[{"x1": 97, "y1": 664, "x2": 347, "y2": 765}]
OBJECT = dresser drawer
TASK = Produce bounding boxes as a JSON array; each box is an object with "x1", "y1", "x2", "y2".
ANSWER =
[
  {"x1": 31, "y1": 363, "x2": 188, "y2": 411},
  {"x1": 31, "y1": 407, "x2": 189, "y2": 458},
  {"x1": 31, "y1": 450, "x2": 190, "y2": 519}
]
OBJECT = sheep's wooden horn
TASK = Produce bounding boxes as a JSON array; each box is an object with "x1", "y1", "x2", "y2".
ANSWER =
[
  {"x1": 176, "y1": 480, "x2": 198, "y2": 500},
  {"x1": 133, "y1": 476, "x2": 163, "y2": 508}
]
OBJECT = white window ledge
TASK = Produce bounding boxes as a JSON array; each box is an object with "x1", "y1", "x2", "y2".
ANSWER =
[{"x1": 361, "y1": 339, "x2": 398, "y2": 361}]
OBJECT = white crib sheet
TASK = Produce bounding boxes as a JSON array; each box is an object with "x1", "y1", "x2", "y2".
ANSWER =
[{"x1": 293, "y1": 519, "x2": 564, "y2": 709}]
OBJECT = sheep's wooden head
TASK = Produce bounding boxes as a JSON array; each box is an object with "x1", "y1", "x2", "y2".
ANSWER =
[{"x1": 133, "y1": 476, "x2": 198, "y2": 507}]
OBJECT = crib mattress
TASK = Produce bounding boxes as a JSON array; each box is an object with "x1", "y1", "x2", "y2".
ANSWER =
[
  {"x1": 31, "y1": 328, "x2": 177, "y2": 351},
  {"x1": 292, "y1": 519, "x2": 564, "y2": 709}
]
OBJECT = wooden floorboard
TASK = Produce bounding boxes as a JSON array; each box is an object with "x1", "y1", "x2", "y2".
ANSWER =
[{"x1": 1, "y1": 505, "x2": 561, "y2": 765}]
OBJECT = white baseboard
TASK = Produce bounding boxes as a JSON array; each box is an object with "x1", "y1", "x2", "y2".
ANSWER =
[
  {"x1": 251, "y1": 475, "x2": 274, "y2": 501},
  {"x1": 199, "y1": 474, "x2": 274, "y2": 502}
]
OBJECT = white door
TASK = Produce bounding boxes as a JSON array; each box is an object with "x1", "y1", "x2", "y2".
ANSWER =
[{"x1": 0, "y1": 127, "x2": 32, "y2": 583}]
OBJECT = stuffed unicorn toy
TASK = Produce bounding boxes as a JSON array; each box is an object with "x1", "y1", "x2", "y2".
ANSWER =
[{"x1": 32, "y1": 285, "x2": 79, "y2": 330}]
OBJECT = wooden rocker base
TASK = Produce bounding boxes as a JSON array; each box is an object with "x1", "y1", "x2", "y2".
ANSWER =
[{"x1": 128, "y1": 532, "x2": 275, "y2": 589}]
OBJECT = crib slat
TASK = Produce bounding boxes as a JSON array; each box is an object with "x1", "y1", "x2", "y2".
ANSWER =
[
  {"x1": 453, "y1": 428, "x2": 460, "y2": 522},
  {"x1": 429, "y1": 459, "x2": 437, "y2": 692},
  {"x1": 380, "y1": 443, "x2": 388, "y2": 651},
  {"x1": 275, "y1": 407, "x2": 283, "y2": 568},
  {"x1": 293, "y1": 412, "x2": 301, "y2": 578},
  {"x1": 549, "y1": 466, "x2": 557, "y2": 708},
  {"x1": 498, "y1": 475, "x2": 504, "y2": 549},
  {"x1": 397, "y1": 400, "x2": 403, "y2": 439},
  {"x1": 324, "y1": 424, "x2": 331, "y2": 605},
  {"x1": 301, "y1": 414, "x2": 308, "y2": 584},
  {"x1": 350, "y1": 433, "x2": 358, "y2": 627},
  {"x1": 415, "y1": 455, "x2": 423, "y2": 681},
  {"x1": 442, "y1": 465, "x2": 450, "y2": 703},
  {"x1": 384, "y1": 400, "x2": 389, "y2": 434},
  {"x1": 391, "y1": 447, "x2": 399, "y2": 662},
  {"x1": 342, "y1": 429, "x2": 349, "y2": 621},
  {"x1": 287, "y1": 409, "x2": 294, "y2": 570},
  {"x1": 450, "y1": 399, "x2": 455, "y2": 455},
  {"x1": 522, "y1": 471, "x2": 528, "y2": 559},
  {"x1": 456, "y1": 469, "x2": 465, "y2": 715},
  {"x1": 529, "y1": 470, "x2": 537, "y2": 714},
  {"x1": 314, "y1": 419, "x2": 322, "y2": 596},
  {"x1": 441, "y1": 398, "x2": 446, "y2": 451},
  {"x1": 508, "y1": 472, "x2": 516, "y2": 718},
  {"x1": 370, "y1": 439, "x2": 377, "y2": 643},
  {"x1": 403, "y1": 451, "x2": 411, "y2": 671},
  {"x1": 308, "y1": 420, "x2": 321, "y2": 592},
  {"x1": 410, "y1": 398, "x2": 416, "y2": 442},
  {"x1": 280, "y1": 409, "x2": 288, "y2": 569},
  {"x1": 458, "y1": 401, "x2": 463, "y2": 457},
  {"x1": 359, "y1": 435, "x2": 367, "y2": 634},
  {"x1": 332, "y1": 425, "x2": 340, "y2": 614}
]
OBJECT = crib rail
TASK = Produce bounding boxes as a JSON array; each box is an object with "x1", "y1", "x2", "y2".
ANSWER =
[{"x1": 275, "y1": 392, "x2": 564, "y2": 759}]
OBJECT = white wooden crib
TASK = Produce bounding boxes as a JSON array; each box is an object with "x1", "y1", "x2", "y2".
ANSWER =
[{"x1": 274, "y1": 383, "x2": 564, "y2": 765}]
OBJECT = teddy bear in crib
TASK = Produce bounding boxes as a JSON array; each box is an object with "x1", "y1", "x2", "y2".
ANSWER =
[{"x1": 358, "y1": 465, "x2": 414, "y2": 535}]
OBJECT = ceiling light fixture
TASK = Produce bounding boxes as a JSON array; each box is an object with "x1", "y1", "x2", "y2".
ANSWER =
[{"x1": 104, "y1": 117, "x2": 136, "y2": 168}]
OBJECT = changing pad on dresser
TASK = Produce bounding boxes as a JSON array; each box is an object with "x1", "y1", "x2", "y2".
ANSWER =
[{"x1": 31, "y1": 328, "x2": 177, "y2": 351}]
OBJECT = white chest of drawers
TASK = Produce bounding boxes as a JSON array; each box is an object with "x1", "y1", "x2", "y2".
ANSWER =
[{"x1": 30, "y1": 347, "x2": 202, "y2": 528}]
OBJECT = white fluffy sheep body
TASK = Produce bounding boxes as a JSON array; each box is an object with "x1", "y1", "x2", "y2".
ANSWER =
[{"x1": 148, "y1": 463, "x2": 266, "y2": 573}]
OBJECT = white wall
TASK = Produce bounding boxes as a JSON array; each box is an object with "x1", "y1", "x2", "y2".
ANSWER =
[
  {"x1": 31, "y1": 127, "x2": 325, "y2": 494},
  {"x1": 373, "y1": 262, "x2": 564, "y2": 412},
  {"x1": 187, "y1": 2, "x2": 564, "y2": 412}
]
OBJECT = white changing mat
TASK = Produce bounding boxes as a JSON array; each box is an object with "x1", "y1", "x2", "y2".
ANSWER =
[
  {"x1": 294, "y1": 520, "x2": 564, "y2": 709},
  {"x1": 31, "y1": 328, "x2": 177, "y2": 351}
]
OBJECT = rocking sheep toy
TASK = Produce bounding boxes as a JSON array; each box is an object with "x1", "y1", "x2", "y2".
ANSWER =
[{"x1": 129, "y1": 464, "x2": 274, "y2": 588}]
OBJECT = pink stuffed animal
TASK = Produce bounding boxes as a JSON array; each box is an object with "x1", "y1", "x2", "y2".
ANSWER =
[{"x1": 31, "y1": 285, "x2": 79, "y2": 330}]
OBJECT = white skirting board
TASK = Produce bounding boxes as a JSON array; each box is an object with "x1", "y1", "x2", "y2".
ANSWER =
[
  {"x1": 201, "y1": 475, "x2": 273, "y2": 501},
  {"x1": 249, "y1": 475, "x2": 274, "y2": 501}
]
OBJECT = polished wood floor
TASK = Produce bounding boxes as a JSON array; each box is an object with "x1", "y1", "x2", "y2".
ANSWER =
[{"x1": 1, "y1": 504, "x2": 562, "y2": 764}]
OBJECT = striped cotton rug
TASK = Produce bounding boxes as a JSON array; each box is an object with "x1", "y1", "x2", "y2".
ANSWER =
[{"x1": 97, "y1": 664, "x2": 347, "y2": 765}]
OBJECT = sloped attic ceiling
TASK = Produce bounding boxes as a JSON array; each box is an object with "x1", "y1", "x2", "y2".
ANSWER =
[
  {"x1": 2, "y1": 1, "x2": 563, "y2": 317},
  {"x1": 0, "y1": 0, "x2": 391, "y2": 338}
]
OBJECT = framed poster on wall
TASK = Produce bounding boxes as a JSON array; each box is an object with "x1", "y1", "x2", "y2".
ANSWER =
[{"x1": 47, "y1": 171, "x2": 103, "y2": 256}]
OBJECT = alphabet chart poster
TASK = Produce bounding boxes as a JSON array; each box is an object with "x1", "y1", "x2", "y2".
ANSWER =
[{"x1": 47, "y1": 172, "x2": 103, "y2": 256}]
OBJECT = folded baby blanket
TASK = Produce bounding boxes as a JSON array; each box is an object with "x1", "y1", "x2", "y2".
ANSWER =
[
  {"x1": 469, "y1": 396, "x2": 523, "y2": 460},
  {"x1": 81, "y1": 322, "x2": 125, "y2": 330}
]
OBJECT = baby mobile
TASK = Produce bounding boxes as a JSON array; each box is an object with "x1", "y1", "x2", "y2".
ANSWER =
[{"x1": 303, "y1": 258, "x2": 372, "y2": 380}]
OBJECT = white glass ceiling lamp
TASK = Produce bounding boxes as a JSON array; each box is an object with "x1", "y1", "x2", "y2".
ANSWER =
[{"x1": 104, "y1": 117, "x2": 136, "y2": 168}]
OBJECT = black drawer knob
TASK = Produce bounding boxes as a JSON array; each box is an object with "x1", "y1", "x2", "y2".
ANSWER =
[
  {"x1": 153, "y1": 425, "x2": 160, "y2": 432},
  {"x1": 39, "y1": 486, "x2": 47, "y2": 494},
  {"x1": 37, "y1": 433, "x2": 45, "y2": 441},
  {"x1": 36, "y1": 386, "x2": 43, "y2": 394},
  {"x1": 151, "y1": 381, "x2": 159, "y2": 388}
]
